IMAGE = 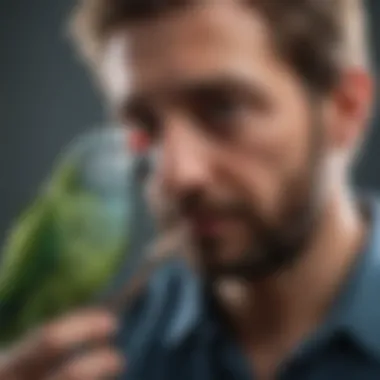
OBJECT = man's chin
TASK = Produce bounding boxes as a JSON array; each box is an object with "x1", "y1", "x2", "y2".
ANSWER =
[
  {"x1": 186, "y1": 237, "x2": 271, "y2": 279},
  {"x1": 198, "y1": 254, "x2": 285, "y2": 281}
]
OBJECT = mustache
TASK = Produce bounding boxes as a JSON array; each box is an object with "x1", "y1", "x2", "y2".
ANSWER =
[{"x1": 158, "y1": 191, "x2": 250, "y2": 226}]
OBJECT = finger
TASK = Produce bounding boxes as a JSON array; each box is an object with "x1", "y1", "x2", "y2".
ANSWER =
[
  {"x1": 39, "y1": 308, "x2": 118, "y2": 352},
  {"x1": 0, "y1": 309, "x2": 118, "y2": 379},
  {"x1": 48, "y1": 347, "x2": 125, "y2": 380}
]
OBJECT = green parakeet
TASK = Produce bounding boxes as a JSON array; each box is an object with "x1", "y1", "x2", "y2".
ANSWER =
[{"x1": 0, "y1": 127, "x2": 134, "y2": 345}]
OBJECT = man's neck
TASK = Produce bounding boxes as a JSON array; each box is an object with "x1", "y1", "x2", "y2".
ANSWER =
[{"x1": 215, "y1": 189, "x2": 368, "y2": 354}]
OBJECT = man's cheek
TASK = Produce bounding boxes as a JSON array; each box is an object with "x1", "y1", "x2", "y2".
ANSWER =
[
  {"x1": 219, "y1": 151, "x2": 282, "y2": 222},
  {"x1": 242, "y1": 165, "x2": 282, "y2": 222}
]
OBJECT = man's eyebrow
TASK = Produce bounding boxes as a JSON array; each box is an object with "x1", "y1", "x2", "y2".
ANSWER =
[{"x1": 118, "y1": 75, "x2": 267, "y2": 116}]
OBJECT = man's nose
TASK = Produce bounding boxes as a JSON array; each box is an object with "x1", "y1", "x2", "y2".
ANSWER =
[{"x1": 160, "y1": 120, "x2": 212, "y2": 195}]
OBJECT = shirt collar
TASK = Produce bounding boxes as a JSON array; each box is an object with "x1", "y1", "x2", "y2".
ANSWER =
[
  {"x1": 164, "y1": 198, "x2": 380, "y2": 356},
  {"x1": 163, "y1": 260, "x2": 203, "y2": 347}
]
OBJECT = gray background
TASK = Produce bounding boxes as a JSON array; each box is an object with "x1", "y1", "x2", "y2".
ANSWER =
[{"x1": 0, "y1": 0, "x2": 379, "y2": 244}]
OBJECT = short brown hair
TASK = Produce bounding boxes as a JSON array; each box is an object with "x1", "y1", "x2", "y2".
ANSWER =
[{"x1": 68, "y1": 0, "x2": 369, "y2": 94}]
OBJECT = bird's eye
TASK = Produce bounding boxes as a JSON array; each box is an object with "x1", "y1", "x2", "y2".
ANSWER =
[{"x1": 128, "y1": 129, "x2": 152, "y2": 154}]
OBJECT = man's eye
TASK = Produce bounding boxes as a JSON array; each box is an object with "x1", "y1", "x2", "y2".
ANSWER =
[
  {"x1": 124, "y1": 103, "x2": 161, "y2": 139},
  {"x1": 193, "y1": 95, "x2": 246, "y2": 131},
  {"x1": 136, "y1": 113, "x2": 160, "y2": 137}
]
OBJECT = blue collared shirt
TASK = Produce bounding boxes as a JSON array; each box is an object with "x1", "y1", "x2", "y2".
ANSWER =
[{"x1": 117, "y1": 201, "x2": 380, "y2": 379}]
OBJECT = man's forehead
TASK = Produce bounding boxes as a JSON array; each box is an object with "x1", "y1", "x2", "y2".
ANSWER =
[{"x1": 100, "y1": 0, "x2": 276, "y2": 108}]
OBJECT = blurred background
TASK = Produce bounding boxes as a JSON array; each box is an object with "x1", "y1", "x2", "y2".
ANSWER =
[{"x1": 0, "y1": 0, "x2": 379, "y2": 244}]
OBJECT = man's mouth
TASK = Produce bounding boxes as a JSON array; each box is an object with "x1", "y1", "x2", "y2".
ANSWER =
[{"x1": 187, "y1": 213, "x2": 240, "y2": 237}]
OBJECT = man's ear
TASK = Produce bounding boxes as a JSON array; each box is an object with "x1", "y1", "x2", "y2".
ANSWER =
[{"x1": 327, "y1": 68, "x2": 373, "y2": 151}]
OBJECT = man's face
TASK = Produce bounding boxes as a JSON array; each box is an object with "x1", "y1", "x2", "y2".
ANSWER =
[{"x1": 100, "y1": 1, "x2": 366, "y2": 280}]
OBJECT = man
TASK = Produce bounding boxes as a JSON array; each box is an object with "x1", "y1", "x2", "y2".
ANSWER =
[{"x1": 0, "y1": 0, "x2": 377, "y2": 379}]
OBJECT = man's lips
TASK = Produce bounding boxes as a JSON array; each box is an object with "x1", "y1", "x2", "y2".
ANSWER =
[{"x1": 187, "y1": 214, "x2": 238, "y2": 237}]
